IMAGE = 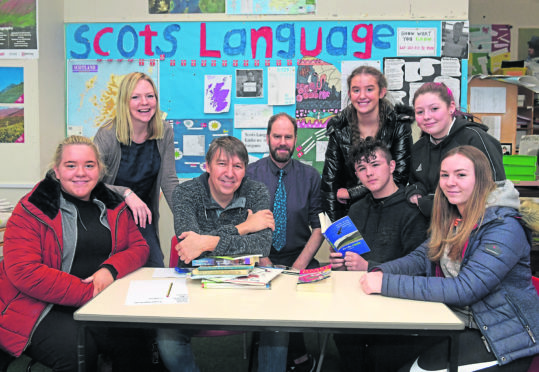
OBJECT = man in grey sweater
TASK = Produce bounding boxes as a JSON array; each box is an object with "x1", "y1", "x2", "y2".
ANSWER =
[{"x1": 157, "y1": 136, "x2": 275, "y2": 372}]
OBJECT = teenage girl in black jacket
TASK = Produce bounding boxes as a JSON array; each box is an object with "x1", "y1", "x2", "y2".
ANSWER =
[
  {"x1": 321, "y1": 66, "x2": 414, "y2": 221},
  {"x1": 406, "y1": 82, "x2": 505, "y2": 217}
]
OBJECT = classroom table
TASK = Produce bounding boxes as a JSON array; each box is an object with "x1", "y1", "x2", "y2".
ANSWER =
[{"x1": 74, "y1": 268, "x2": 464, "y2": 372}]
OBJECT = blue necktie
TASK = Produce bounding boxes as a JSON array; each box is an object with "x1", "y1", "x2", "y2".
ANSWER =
[{"x1": 272, "y1": 169, "x2": 287, "y2": 251}]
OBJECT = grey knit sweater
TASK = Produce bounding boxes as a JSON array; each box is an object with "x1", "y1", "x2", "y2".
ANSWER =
[{"x1": 173, "y1": 173, "x2": 272, "y2": 261}]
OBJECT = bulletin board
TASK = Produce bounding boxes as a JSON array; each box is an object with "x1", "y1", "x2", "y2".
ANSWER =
[{"x1": 65, "y1": 20, "x2": 468, "y2": 178}]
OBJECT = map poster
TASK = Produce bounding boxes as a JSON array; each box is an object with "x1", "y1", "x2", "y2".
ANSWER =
[
  {"x1": 66, "y1": 59, "x2": 159, "y2": 138},
  {"x1": 0, "y1": 0, "x2": 38, "y2": 59}
]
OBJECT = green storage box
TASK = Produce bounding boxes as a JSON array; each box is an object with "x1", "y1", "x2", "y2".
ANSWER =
[
  {"x1": 503, "y1": 155, "x2": 537, "y2": 167},
  {"x1": 503, "y1": 155, "x2": 537, "y2": 182}
]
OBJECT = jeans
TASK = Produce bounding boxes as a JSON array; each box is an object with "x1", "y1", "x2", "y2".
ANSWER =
[
  {"x1": 258, "y1": 331, "x2": 289, "y2": 372},
  {"x1": 156, "y1": 328, "x2": 199, "y2": 372},
  {"x1": 139, "y1": 222, "x2": 165, "y2": 268}
]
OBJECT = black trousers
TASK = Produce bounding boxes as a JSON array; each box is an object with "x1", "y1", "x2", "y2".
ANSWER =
[
  {"x1": 25, "y1": 305, "x2": 153, "y2": 372},
  {"x1": 333, "y1": 333, "x2": 439, "y2": 372},
  {"x1": 399, "y1": 328, "x2": 533, "y2": 372}
]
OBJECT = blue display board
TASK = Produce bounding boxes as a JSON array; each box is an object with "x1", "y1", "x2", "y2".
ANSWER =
[{"x1": 65, "y1": 21, "x2": 468, "y2": 178}]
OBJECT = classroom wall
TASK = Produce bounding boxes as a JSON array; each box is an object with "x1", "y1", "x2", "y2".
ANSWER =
[
  {"x1": 2, "y1": 0, "x2": 469, "y2": 264},
  {"x1": 469, "y1": 0, "x2": 539, "y2": 60},
  {"x1": 63, "y1": 0, "x2": 468, "y2": 22},
  {"x1": 0, "y1": 0, "x2": 64, "y2": 203},
  {"x1": 2, "y1": 0, "x2": 537, "y2": 263}
]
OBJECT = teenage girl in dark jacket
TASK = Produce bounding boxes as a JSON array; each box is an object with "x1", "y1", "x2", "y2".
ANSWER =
[
  {"x1": 321, "y1": 66, "x2": 413, "y2": 222},
  {"x1": 406, "y1": 82, "x2": 505, "y2": 217}
]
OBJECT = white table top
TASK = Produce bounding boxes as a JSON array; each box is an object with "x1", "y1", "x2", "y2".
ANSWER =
[{"x1": 74, "y1": 268, "x2": 464, "y2": 332}]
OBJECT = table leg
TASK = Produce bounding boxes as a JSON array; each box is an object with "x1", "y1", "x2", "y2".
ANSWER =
[
  {"x1": 448, "y1": 332, "x2": 460, "y2": 372},
  {"x1": 77, "y1": 324, "x2": 86, "y2": 372}
]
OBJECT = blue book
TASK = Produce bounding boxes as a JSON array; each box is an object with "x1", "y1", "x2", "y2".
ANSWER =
[{"x1": 319, "y1": 212, "x2": 370, "y2": 256}]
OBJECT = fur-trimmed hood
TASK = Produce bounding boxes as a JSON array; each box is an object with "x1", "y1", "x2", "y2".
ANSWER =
[{"x1": 26, "y1": 172, "x2": 123, "y2": 221}]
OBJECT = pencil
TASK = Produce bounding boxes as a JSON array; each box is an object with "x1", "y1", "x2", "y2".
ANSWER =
[{"x1": 166, "y1": 282, "x2": 173, "y2": 297}]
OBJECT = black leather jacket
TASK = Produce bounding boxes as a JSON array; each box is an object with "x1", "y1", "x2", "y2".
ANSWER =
[{"x1": 321, "y1": 104, "x2": 414, "y2": 222}]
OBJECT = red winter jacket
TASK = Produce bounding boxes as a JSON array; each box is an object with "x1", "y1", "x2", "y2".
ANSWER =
[{"x1": 0, "y1": 175, "x2": 149, "y2": 356}]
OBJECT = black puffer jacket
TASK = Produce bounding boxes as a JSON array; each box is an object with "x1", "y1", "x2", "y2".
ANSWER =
[
  {"x1": 321, "y1": 104, "x2": 414, "y2": 222},
  {"x1": 405, "y1": 117, "x2": 506, "y2": 217}
]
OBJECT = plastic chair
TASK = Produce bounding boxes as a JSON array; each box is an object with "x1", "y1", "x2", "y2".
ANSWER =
[{"x1": 170, "y1": 236, "x2": 250, "y2": 360}]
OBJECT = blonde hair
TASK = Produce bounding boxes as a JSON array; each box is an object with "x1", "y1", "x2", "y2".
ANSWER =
[
  {"x1": 51, "y1": 135, "x2": 107, "y2": 180},
  {"x1": 104, "y1": 72, "x2": 164, "y2": 145},
  {"x1": 428, "y1": 146, "x2": 496, "y2": 261}
]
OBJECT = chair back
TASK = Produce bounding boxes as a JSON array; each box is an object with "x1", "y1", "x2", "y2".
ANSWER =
[
  {"x1": 533, "y1": 276, "x2": 539, "y2": 295},
  {"x1": 169, "y1": 236, "x2": 179, "y2": 268}
]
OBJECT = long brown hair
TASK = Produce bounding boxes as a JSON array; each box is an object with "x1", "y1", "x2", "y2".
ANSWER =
[
  {"x1": 344, "y1": 66, "x2": 393, "y2": 145},
  {"x1": 428, "y1": 146, "x2": 496, "y2": 261}
]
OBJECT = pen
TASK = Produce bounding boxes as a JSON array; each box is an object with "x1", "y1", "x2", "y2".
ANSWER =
[{"x1": 166, "y1": 282, "x2": 173, "y2": 297}]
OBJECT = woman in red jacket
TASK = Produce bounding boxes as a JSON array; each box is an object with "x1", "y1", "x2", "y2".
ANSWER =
[{"x1": 0, "y1": 136, "x2": 150, "y2": 371}]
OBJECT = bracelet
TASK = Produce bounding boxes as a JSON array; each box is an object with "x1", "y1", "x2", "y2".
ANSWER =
[{"x1": 123, "y1": 189, "x2": 134, "y2": 199}]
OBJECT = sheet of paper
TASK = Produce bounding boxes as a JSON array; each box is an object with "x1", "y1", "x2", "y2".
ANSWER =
[
  {"x1": 480, "y1": 116, "x2": 501, "y2": 140},
  {"x1": 125, "y1": 279, "x2": 188, "y2": 305},
  {"x1": 183, "y1": 135, "x2": 206, "y2": 156},
  {"x1": 152, "y1": 268, "x2": 188, "y2": 278},
  {"x1": 234, "y1": 104, "x2": 273, "y2": 128},
  {"x1": 316, "y1": 141, "x2": 328, "y2": 162},
  {"x1": 384, "y1": 59, "x2": 405, "y2": 90},
  {"x1": 267, "y1": 67, "x2": 296, "y2": 105},
  {"x1": 204, "y1": 75, "x2": 232, "y2": 113},
  {"x1": 241, "y1": 130, "x2": 268, "y2": 153},
  {"x1": 397, "y1": 28, "x2": 437, "y2": 56},
  {"x1": 470, "y1": 87, "x2": 506, "y2": 113}
]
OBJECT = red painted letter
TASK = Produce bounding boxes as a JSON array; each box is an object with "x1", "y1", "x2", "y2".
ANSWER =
[
  {"x1": 300, "y1": 27, "x2": 322, "y2": 57},
  {"x1": 251, "y1": 27, "x2": 273, "y2": 59},
  {"x1": 94, "y1": 27, "x2": 113, "y2": 56},
  {"x1": 352, "y1": 24, "x2": 373, "y2": 59},
  {"x1": 200, "y1": 23, "x2": 221, "y2": 58},
  {"x1": 139, "y1": 24, "x2": 157, "y2": 56}
]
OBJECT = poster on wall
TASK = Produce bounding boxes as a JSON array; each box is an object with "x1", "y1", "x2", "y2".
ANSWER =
[
  {"x1": 441, "y1": 21, "x2": 469, "y2": 59},
  {"x1": 171, "y1": 118, "x2": 233, "y2": 174},
  {"x1": 226, "y1": 0, "x2": 315, "y2": 15},
  {"x1": 0, "y1": 66, "x2": 24, "y2": 143},
  {"x1": 469, "y1": 24, "x2": 511, "y2": 75},
  {"x1": 66, "y1": 60, "x2": 159, "y2": 138},
  {"x1": 65, "y1": 20, "x2": 467, "y2": 178},
  {"x1": 384, "y1": 57, "x2": 462, "y2": 108},
  {"x1": 0, "y1": 0, "x2": 38, "y2": 59},
  {"x1": 148, "y1": 0, "x2": 224, "y2": 14}
]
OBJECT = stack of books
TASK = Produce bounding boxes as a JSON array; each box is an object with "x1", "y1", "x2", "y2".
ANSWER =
[
  {"x1": 190, "y1": 254, "x2": 260, "y2": 279},
  {"x1": 187, "y1": 254, "x2": 283, "y2": 289},
  {"x1": 296, "y1": 265, "x2": 333, "y2": 292}
]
